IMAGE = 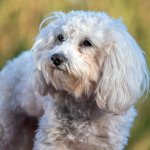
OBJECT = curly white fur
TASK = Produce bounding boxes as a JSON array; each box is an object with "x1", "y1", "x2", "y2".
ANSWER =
[{"x1": 0, "y1": 11, "x2": 149, "y2": 150}]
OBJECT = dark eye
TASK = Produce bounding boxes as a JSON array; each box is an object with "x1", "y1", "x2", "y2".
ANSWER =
[
  {"x1": 57, "y1": 34, "x2": 65, "y2": 42},
  {"x1": 82, "y1": 40, "x2": 92, "y2": 47}
]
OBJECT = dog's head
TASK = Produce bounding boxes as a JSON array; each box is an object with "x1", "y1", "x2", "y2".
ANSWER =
[{"x1": 32, "y1": 11, "x2": 149, "y2": 114}]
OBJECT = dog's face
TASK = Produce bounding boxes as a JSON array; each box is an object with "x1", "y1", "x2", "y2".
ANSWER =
[
  {"x1": 33, "y1": 12, "x2": 107, "y2": 96},
  {"x1": 32, "y1": 11, "x2": 149, "y2": 114}
]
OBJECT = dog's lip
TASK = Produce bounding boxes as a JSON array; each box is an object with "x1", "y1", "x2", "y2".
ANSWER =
[
  {"x1": 50, "y1": 63, "x2": 65, "y2": 71},
  {"x1": 49, "y1": 61, "x2": 67, "y2": 73},
  {"x1": 54, "y1": 66, "x2": 63, "y2": 71}
]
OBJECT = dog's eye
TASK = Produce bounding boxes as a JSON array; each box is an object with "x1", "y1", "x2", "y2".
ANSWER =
[
  {"x1": 57, "y1": 34, "x2": 65, "y2": 42},
  {"x1": 82, "y1": 40, "x2": 93, "y2": 47}
]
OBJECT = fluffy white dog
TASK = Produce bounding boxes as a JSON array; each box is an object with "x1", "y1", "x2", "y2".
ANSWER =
[{"x1": 0, "y1": 11, "x2": 149, "y2": 150}]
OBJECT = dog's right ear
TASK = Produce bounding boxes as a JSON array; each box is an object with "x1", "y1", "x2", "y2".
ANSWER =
[{"x1": 32, "y1": 69, "x2": 48, "y2": 96}]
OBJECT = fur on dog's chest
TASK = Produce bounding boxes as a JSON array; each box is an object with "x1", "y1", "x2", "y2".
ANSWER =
[{"x1": 48, "y1": 101, "x2": 108, "y2": 150}]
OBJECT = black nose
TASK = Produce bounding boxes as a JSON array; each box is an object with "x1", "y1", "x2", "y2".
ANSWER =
[{"x1": 51, "y1": 53, "x2": 65, "y2": 66}]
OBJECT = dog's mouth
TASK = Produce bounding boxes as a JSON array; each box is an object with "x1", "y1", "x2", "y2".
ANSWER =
[
  {"x1": 48, "y1": 61, "x2": 71, "y2": 80},
  {"x1": 49, "y1": 60, "x2": 74, "y2": 78},
  {"x1": 50, "y1": 64, "x2": 68, "y2": 76},
  {"x1": 51, "y1": 65, "x2": 62, "y2": 71},
  {"x1": 45, "y1": 61, "x2": 96, "y2": 98}
]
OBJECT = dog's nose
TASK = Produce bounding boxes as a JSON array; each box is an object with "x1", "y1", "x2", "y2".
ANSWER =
[{"x1": 51, "y1": 53, "x2": 65, "y2": 66}]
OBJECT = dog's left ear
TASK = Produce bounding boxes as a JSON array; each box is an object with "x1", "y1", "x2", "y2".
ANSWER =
[
  {"x1": 95, "y1": 26, "x2": 149, "y2": 114},
  {"x1": 32, "y1": 69, "x2": 48, "y2": 96}
]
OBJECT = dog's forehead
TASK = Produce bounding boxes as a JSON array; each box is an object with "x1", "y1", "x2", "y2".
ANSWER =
[
  {"x1": 55, "y1": 11, "x2": 112, "y2": 37},
  {"x1": 65, "y1": 11, "x2": 110, "y2": 22},
  {"x1": 64, "y1": 13, "x2": 99, "y2": 29}
]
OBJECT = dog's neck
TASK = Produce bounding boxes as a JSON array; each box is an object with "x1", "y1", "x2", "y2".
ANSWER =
[{"x1": 47, "y1": 85, "x2": 102, "y2": 121}]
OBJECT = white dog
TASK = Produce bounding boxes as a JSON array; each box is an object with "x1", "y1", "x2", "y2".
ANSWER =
[{"x1": 0, "y1": 11, "x2": 149, "y2": 150}]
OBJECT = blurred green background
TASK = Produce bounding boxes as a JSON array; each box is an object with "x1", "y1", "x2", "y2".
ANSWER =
[{"x1": 0, "y1": 0, "x2": 150, "y2": 149}]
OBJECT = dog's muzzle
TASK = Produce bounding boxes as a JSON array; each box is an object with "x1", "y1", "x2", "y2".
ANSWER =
[{"x1": 51, "y1": 53, "x2": 66, "y2": 66}]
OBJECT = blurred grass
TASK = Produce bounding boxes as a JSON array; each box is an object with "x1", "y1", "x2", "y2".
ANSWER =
[{"x1": 0, "y1": 0, "x2": 150, "y2": 149}]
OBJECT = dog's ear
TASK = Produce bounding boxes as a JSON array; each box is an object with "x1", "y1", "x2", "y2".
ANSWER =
[
  {"x1": 32, "y1": 69, "x2": 48, "y2": 96},
  {"x1": 95, "y1": 27, "x2": 149, "y2": 114}
]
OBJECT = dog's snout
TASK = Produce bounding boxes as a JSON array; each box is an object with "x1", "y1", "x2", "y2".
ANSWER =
[{"x1": 51, "y1": 53, "x2": 66, "y2": 66}]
